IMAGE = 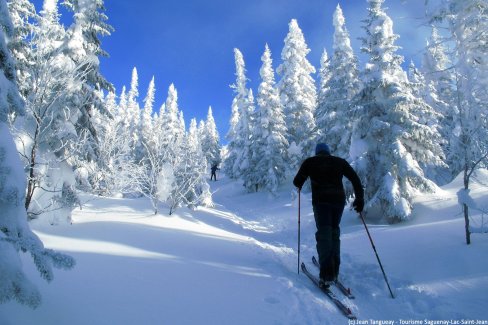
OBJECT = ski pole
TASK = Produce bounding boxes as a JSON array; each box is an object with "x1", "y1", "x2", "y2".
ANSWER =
[
  {"x1": 297, "y1": 188, "x2": 301, "y2": 274},
  {"x1": 359, "y1": 212, "x2": 395, "y2": 299}
]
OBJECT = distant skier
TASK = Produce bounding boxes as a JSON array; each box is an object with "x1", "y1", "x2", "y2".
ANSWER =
[
  {"x1": 210, "y1": 164, "x2": 220, "y2": 181},
  {"x1": 293, "y1": 143, "x2": 364, "y2": 287}
]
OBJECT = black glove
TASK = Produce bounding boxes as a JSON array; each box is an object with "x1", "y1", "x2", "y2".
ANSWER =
[{"x1": 352, "y1": 198, "x2": 364, "y2": 213}]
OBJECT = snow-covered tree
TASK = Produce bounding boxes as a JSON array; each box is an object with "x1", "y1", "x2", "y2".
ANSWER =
[
  {"x1": 172, "y1": 119, "x2": 212, "y2": 211},
  {"x1": 351, "y1": 0, "x2": 444, "y2": 222},
  {"x1": 316, "y1": 49, "x2": 330, "y2": 127},
  {"x1": 277, "y1": 19, "x2": 317, "y2": 168},
  {"x1": 419, "y1": 26, "x2": 455, "y2": 184},
  {"x1": 61, "y1": 0, "x2": 113, "y2": 164},
  {"x1": 427, "y1": 0, "x2": 488, "y2": 243},
  {"x1": 200, "y1": 106, "x2": 221, "y2": 169},
  {"x1": 224, "y1": 48, "x2": 249, "y2": 180},
  {"x1": 316, "y1": 4, "x2": 361, "y2": 159},
  {"x1": 62, "y1": 0, "x2": 113, "y2": 92},
  {"x1": 136, "y1": 76, "x2": 155, "y2": 162},
  {"x1": 253, "y1": 44, "x2": 289, "y2": 192},
  {"x1": 223, "y1": 98, "x2": 239, "y2": 179},
  {"x1": 89, "y1": 95, "x2": 144, "y2": 196},
  {"x1": 11, "y1": 0, "x2": 84, "y2": 223},
  {"x1": 126, "y1": 67, "x2": 141, "y2": 154},
  {"x1": 236, "y1": 89, "x2": 256, "y2": 191},
  {"x1": 0, "y1": 0, "x2": 74, "y2": 307},
  {"x1": 6, "y1": 0, "x2": 39, "y2": 99}
]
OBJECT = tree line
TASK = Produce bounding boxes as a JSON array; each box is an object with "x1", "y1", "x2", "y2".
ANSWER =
[{"x1": 224, "y1": 0, "x2": 487, "y2": 226}]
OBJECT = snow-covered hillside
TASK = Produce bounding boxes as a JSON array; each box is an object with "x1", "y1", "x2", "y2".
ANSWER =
[{"x1": 1, "y1": 171, "x2": 488, "y2": 324}]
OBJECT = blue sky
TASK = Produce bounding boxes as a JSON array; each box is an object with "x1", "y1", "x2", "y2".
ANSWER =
[{"x1": 33, "y1": 0, "x2": 431, "y2": 140}]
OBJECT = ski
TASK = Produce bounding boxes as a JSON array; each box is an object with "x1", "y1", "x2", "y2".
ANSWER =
[
  {"x1": 312, "y1": 256, "x2": 355, "y2": 299},
  {"x1": 301, "y1": 262, "x2": 357, "y2": 320}
]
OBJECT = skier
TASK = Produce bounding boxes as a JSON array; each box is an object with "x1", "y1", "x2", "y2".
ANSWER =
[
  {"x1": 210, "y1": 164, "x2": 219, "y2": 181},
  {"x1": 293, "y1": 143, "x2": 364, "y2": 287}
]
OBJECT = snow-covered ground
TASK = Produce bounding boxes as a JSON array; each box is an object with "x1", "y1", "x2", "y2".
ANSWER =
[{"x1": 1, "y1": 171, "x2": 488, "y2": 324}]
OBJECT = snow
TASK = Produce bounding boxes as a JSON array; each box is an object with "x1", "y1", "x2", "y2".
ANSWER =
[{"x1": 1, "y1": 172, "x2": 488, "y2": 324}]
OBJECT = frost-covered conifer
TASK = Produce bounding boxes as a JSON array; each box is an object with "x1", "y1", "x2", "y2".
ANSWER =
[
  {"x1": 0, "y1": 0, "x2": 74, "y2": 307},
  {"x1": 237, "y1": 89, "x2": 256, "y2": 191},
  {"x1": 277, "y1": 19, "x2": 317, "y2": 167},
  {"x1": 6, "y1": 0, "x2": 38, "y2": 99},
  {"x1": 223, "y1": 98, "x2": 239, "y2": 179},
  {"x1": 224, "y1": 48, "x2": 249, "y2": 180},
  {"x1": 137, "y1": 76, "x2": 155, "y2": 161},
  {"x1": 200, "y1": 106, "x2": 221, "y2": 168},
  {"x1": 427, "y1": 0, "x2": 488, "y2": 243},
  {"x1": 253, "y1": 44, "x2": 289, "y2": 192},
  {"x1": 175, "y1": 119, "x2": 212, "y2": 209},
  {"x1": 351, "y1": 0, "x2": 444, "y2": 222},
  {"x1": 10, "y1": 0, "x2": 84, "y2": 223},
  {"x1": 62, "y1": 0, "x2": 113, "y2": 92},
  {"x1": 126, "y1": 67, "x2": 141, "y2": 152},
  {"x1": 316, "y1": 5, "x2": 360, "y2": 159}
]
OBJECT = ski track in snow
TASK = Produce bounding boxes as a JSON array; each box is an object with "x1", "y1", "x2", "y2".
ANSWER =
[{"x1": 1, "y1": 173, "x2": 488, "y2": 324}]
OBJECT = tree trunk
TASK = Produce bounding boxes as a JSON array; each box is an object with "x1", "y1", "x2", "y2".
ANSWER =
[{"x1": 25, "y1": 120, "x2": 40, "y2": 211}]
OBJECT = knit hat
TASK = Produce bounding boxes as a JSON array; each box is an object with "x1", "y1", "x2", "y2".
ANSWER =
[{"x1": 315, "y1": 143, "x2": 330, "y2": 155}]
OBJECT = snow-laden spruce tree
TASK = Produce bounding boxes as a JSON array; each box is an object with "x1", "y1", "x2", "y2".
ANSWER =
[
  {"x1": 126, "y1": 67, "x2": 141, "y2": 155},
  {"x1": 90, "y1": 91, "x2": 144, "y2": 196},
  {"x1": 351, "y1": 0, "x2": 444, "y2": 222},
  {"x1": 10, "y1": 0, "x2": 85, "y2": 223},
  {"x1": 277, "y1": 19, "x2": 317, "y2": 169},
  {"x1": 317, "y1": 49, "x2": 330, "y2": 121},
  {"x1": 0, "y1": 0, "x2": 74, "y2": 307},
  {"x1": 237, "y1": 89, "x2": 257, "y2": 192},
  {"x1": 174, "y1": 119, "x2": 212, "y2": 210},
  {"x1": 316, "y1": 4, "x2": 361, "y2": 159},
  {"x1": 200, "y1": 106, "x2": 221, "y2": 169},
  {"x1": 426, "y1": 0, "x2": 488, "y2": 243},
  {"x1": 223, "y1": 98, "x2": 239, "y2": 179},
  {"x1": 419, "y1": 26, "x2": 455, "y2": 184},
  {"x1": 61, "y1": 0, "x2": 114, "y2": 165},
  {"x1": 253, "y1": 44, "x2": 289, "y2": 193},
  {"x1": 137, "y1": 76, "x2": 156, "y2": 162},
  {"x1": 224, "y1": 48, "x2": 252, "y2": 180},
  {"x1": 62, "y1": 0, "x2": 113, "y2": 92},
  {"x1": 6, "y1": 0, "x2": 39, "y2": 99}
]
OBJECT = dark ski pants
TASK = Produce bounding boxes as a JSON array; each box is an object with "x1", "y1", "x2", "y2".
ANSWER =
[{"x1": 312, "y1": 202, "x2": 344, "y2": 281}]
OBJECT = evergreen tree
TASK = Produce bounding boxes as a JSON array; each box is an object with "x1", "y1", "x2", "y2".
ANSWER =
[
  {"x1": 126, "y1": 67, "x2": 140, "y2": 153},
  {"x1": 316, "y1": 4, "x2": 361, "y2": 159},
  {"x1": 200, "y1": 106, "x2": 221, "y2": 168},
  {"x1": 237, "y1": 89, "x2": 256, "y2": 191},
  {"x1": 6, "y1": 0, "x2": 39, "y2": 99},
  {"x1": 427, "y1": 0, "x2": 488, "y2": 243},
  {"x1": 253, "y1": 44, "x2": 289, "y2": 192},
  {"x1": 224, "y1": 48, "x2": 248, "y2": 180},
  {"x1": 0, "y1": 0, "x2": 74, "y2": 307},
  {"x1": 178, "y1": 118, "x2": 212, "y2": 209},
  {"x1": 223, "y1": 97, "x2": 239, "y2": 179},
  {"x1": 351, "y1": 0, "x2": 444, "y2": 222},
  {"x1": 420, "y1": 26, "x2": 455, "y2": 184},
  {"x1": 162, "y1": 83, "x2": 184, "y2": 146},
  {"x1": 11, "y1": 0, "x2": 84, "y2": 223},
  {"x1": 277, "y1": 19, "x2": 317, "y2": 168},
  {"x1": 137, "y1": 76, "x2": 155, "y2": 162},
  {"x1": 62, "y1": 0, "x2": 113, "y2": 92},
  {"x1": 62, "y1": 0, "x2": 114, "y2": 162},
  {"x1": 316, "y1": 49, "x2": 330, "y2": 131}
]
